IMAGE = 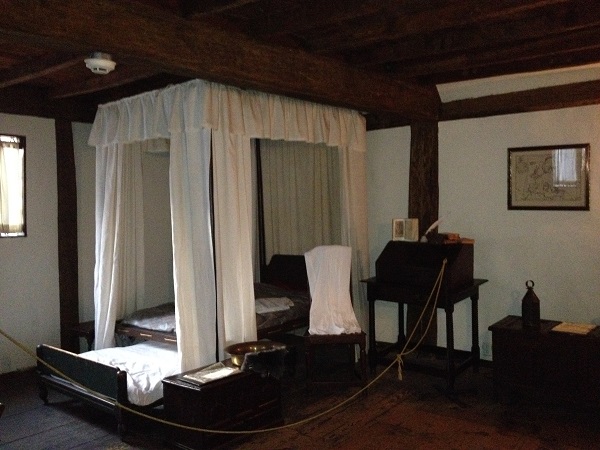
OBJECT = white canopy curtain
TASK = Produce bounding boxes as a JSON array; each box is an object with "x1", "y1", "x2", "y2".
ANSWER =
[
  {"x1": 89, "y1": 84, "x2": 216, "y2": 372},
  {"x1": 89, "y1": 78, "x2": 369, "y2": 369},
  {"x1": 206, "y1": 83, "x2": 370, "y2": 349},
  {"x1": 259, "y1": 139, "x2": 342, "y2": 261}
]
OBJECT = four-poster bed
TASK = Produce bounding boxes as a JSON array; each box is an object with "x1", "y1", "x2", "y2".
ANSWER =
[{"x1": 37, "y1": 78, "x2": 369, "y2": 434}]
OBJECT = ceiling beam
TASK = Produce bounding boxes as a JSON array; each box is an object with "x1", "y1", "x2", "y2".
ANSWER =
[
  {"x1": 392, "y1": 27, "x2": 600, "y2": 82},
  {"x1": 440, "y1": 79, "x2": 600, "y2": 121},
  {"x1": 0, "y1": 53, "x2": 80, "y2": 89},
  {"x1": 50, "y1": 65, "x2": 162, "y2": 99},
  {"x1": 0, "y1": 85, "x2": 96, "y2": 122},
  {"x1": 186, "y1": 0, "x2": 259, "y2": 16},
  {"x1": 348, "y1": 1, "x2": 600, "y2": 70},
  {"x1": 0, "y1": 0, "x2": 440, "y2": 121},
  {"x1": 306, "y1": 0, "x2": 571, "y2": 53}
]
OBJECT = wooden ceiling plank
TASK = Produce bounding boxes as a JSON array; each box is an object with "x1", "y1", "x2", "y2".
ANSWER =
[
  {"x1": 0, "y1": 0, "x2": 439, "y2": 121},
  {"x1": 306, "y1": 0, "x2": 571, "y2": 54},
  {"x1": 423, "y1": 48, "x2": 600, "y2": 85},
  {"x1": 391, "y1": 27, "x2": 600, "y2": 81},
  {"x1": 0, "y1": 53, "x2": 80, "y2": 89},
  {"x1": 243, "y1": 0, "x2": 396, "y2": 38},
  {"x1": 347, "y1": 1, "x2": 600, "y2": 70},
  {"x1": 184, "y1": 0, "x2": 259, "y2": 17},
  {"x1": 441, "y1": 79, "x2": 600, "y2": 121},
  {"x1": 0, "y1": 85, "x2": 96, "y2": 122},
  {"x1": 50, "y1": 66, "x2": 163, "y2": 99}
]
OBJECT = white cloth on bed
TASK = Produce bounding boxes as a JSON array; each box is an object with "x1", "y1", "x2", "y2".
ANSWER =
[
  {"x1": 78, "y1": 341, "x2": 179, "y2": 406},
  {"x1": 255, "y1": 297, "x2": 294, "y2": 314}
]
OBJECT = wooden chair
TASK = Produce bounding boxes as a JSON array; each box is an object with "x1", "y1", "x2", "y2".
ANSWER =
[{"x1": 303, "y1": 246, "x2": 367, "y2": 387}]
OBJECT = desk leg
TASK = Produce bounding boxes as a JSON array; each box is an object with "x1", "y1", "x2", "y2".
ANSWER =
[
  {"x1": 445, "y1": 303, "x2": 455, "y2": 392},
  {"x1": 367, "y1": 297, "x2": 377, "y2": 372},
  {"x1": 470, "y1": 293, "x2": 480, "y2": 373},
  {"x1": 397, "y1": 303, "x2": 406, "y2": 352}
]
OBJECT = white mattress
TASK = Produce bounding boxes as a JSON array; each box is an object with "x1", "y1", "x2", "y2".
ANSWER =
[{"x1": 79, "y1": 341, "x2": 179, "y2": 406}]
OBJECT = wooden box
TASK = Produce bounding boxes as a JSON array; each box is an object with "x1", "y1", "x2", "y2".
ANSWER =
[
  {"x1": 162, "y1": 360, "x2": 283, "y2": 449},
  {"x1": 489, "y1": 315, "x2": 600, "y2": 407}
]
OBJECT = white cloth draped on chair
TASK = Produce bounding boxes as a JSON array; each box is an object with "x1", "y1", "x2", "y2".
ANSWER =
[
  {"x1": 89, "y1": 78, "x2": 369, "y2": 370},
  {"x1": 305, "y1": 245, "x2": 361, "y2": 335}
]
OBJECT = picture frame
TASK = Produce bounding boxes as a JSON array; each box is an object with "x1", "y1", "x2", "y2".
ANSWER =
[
  {"x1": 392, "y1": 218, "x2": 419, "y2": 241},
  {"x1": 507, "y1": 144, "x2": 590, "y2": 210}
]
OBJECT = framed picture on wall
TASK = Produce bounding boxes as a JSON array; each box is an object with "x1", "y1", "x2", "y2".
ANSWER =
[
  {"x1": 508, "y1": 144, "x2": 590, "y2": 210},
  {"x1": 392, "y1": 218, "x2": 419, "y2": 241}
]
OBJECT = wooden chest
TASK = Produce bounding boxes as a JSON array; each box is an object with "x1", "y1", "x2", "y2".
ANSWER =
[
  {"x1": 489, "y1": 315, "x2": 600, "y2": 408},
  {"x1": 162, "y1": 360, "x2": 283, "y2": 449}
]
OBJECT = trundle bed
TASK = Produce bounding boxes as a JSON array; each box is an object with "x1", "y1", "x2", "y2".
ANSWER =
[{"x1": 37, "y1": 341, "x2": 179, "y2": 436}]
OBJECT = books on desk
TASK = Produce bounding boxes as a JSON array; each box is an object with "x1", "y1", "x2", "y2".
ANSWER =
[{"x1": 551, "y1": 322, "x2": 597, "y2": 335}]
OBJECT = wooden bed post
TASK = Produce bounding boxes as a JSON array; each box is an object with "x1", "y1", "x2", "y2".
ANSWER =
[
  {"x1": 255, "y1": 139, "x2": 268, "y2": 278},
  {"x1": 55, "y1": 119, "x2": 80, "y2": 352}
]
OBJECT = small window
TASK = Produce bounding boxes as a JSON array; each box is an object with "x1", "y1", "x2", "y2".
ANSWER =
[{"x1": 0, "y1": 134, "x2": 26, "y2": 238}]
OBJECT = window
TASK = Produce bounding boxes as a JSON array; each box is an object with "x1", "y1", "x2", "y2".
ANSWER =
[
  {"x1": 0, "y1": 134, "x2": 26, "y2": 237},
  {"x1": 553, "y1": 148, "x2": 578, "y2": 187}
]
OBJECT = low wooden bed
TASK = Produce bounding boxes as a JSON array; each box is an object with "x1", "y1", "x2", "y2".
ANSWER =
[
  {"x1": 37, "y1": 341, "x2": 179, "y2": 437},
  {"x1": 115, "y1": 254, "x2": 310, "y2": 343}
]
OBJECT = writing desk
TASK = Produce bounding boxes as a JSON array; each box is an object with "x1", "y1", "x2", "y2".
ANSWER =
[{"x1": 362, "y1": 277, "x2": 487, "y2": 392}]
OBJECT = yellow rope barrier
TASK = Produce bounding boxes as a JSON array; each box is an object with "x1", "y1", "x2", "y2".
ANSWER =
[{"x1": 0, "y1": 260, "x2": 447, "y2": 436}]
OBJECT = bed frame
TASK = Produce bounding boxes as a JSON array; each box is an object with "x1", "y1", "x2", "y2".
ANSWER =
[
  {"x1": 36, "y1": 344, "x2": 161, "y2": 437},
  {"x1": 115, "y1": 254, "x2": 310, "y2": 342}
]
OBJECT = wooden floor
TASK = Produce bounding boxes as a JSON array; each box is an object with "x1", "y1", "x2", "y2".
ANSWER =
[{"x1": 2, "y1": 340, "x2": 600, "y2": 449}]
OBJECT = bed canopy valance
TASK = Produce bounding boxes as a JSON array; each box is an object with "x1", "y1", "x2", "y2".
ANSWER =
[{"x1": 88, "y1": 79, "x2": 369, "y2": 372}]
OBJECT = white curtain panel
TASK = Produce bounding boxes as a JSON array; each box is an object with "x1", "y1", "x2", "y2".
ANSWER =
[
  {"x1": 260, "y1": 139, "x2": 342, "y2": 260},
  {"x1": 212, "y1": 129, "x2": 257, "y2": 351},
  {"x1": 94, "y1": 142, "x2": 145, "y2": 350},
  {"x1": 90, "y1": 83, "x2": 217, "y2": 371},
  {"x1": 204, "y1": 81, "x2": 370, "y2": 338}
]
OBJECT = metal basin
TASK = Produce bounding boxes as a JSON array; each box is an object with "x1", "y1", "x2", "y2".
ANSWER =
[{"x1": 224, "y1": 340, "x2": 286, "y2": 366}]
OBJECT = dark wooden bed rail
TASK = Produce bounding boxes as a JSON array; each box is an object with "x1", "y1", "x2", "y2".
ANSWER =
[{"x1": 36, "y1": 344, "x2": 156, "y2": 437}]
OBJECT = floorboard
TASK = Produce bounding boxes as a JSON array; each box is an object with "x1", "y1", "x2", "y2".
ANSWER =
[{"x1": 2, "y1": 337, "x2": 600, "y2": 449}]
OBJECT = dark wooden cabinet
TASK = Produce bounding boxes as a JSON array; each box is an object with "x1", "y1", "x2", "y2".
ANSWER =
[
  {"x1": 162, "y1": 360, "x2": 283, "y2": 449},
  {"x1": 489, "y1": 315, "x2": 600, "y2": 408}
]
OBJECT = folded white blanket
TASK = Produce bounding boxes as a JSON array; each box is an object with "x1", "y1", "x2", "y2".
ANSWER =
[{"x1": 255, "y1": 297, "x2": 294, "y2": 314}]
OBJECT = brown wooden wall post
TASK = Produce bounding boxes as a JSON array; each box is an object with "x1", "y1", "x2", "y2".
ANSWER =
[
  {"x1": 408, "y1": 121, "x2": 439, "y2": 237},
  {"x1": 55, "y1": 119, "x2": 80, "y2": 352},
  {"x1": 407, "y1": 120, "x2": 439, "y2": 345}
]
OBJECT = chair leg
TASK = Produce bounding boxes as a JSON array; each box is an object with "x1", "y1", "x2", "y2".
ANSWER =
[
  {"x1": 358, "y1": 341, "x2": 367, "y2": 385},
  {"x1": 0, "y1": 402, "x2": 4, "y2": 418},
  {"x1": 305, "y1": 341, "x2": 315, "y2": 386}
]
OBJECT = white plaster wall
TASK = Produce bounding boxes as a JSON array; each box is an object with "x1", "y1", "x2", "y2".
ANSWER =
[
  {"x1": 0, "y1": 114, "x2": 60, "y2": 373},
  {"x1": 367, "y1": 105, "x2": 600, "y2": 361},
  {"x1": 366, "y1": 127, "x2": 411, "y2": 343}
]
